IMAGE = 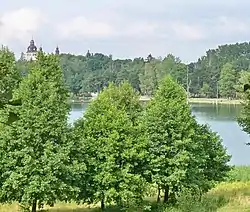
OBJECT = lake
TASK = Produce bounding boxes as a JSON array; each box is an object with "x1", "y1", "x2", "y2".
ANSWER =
[{"x1": 69, "y1": 103, "x2": 250, "y2": 166}]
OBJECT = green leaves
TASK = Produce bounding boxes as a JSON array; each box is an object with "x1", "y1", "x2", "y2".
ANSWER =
[
  {"x1": 0, "y1": 47, "x2": 232, "y2": 211},
  {"x1": 143, "y1": 75, "x2": 231, "y2": 203},
  {"x1": 0, "y1": 52, "x2": 82, "y2": 211},
  {"x1": 219, "y1": 63, "x2": 237, "y2": 98},
  {"x1": 75, "y1": 82, "x2": 147, "y2": 209},
  {"x1": 0, "y1": 47, "x2": 22, "y2": 125}
]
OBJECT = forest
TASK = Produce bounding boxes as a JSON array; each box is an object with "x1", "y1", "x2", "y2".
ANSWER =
[{"x1": 16, "y1": 42, "x2": 250, "y2": 99}]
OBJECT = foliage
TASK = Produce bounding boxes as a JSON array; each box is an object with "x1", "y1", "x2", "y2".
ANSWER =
[
  {"x1": 15, "y1": 42, "x2": 250, "y2": 99},
  {"x1": 227, "y1": 166, "x2": 250, "y2": 182},
  {"x1": 0, "y1": 52, "x2": 84, "y2": 212},
  {"x1": 219, "y1": 63, "x2": 236, "y2": 98},
  {"x1": 235, "y1": 70, "x2": 250, "y2": 99},
  {"x1": 74, "y1": 82, "x2": 148, "y2": 210},
  {"x1": 143, "y1": 75, "x2": 231, "y2": 203},
  {"x1": 0, "y1": 46, "x2": 22, "y2": 125},
  {"x1": 143, "y1": 75, "x2": 198, "y2": 203},
  {"x1": 238, "y1": 71, "x2": 250, "y2": 136},
  {"x1": 186, "y1": 124, "x2": 231, "y2": 193}
]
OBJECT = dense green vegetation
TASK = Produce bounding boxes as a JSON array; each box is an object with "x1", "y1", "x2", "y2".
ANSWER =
[
  {"x1": 16, "y1": 42, "x2": 250, "y2": 99},
  {"x1": 1, "y1": 41, "x2": 250, "y2": 211},
  {"x1": 0, "y1": 46, "x2": 234, "y2": 212}
]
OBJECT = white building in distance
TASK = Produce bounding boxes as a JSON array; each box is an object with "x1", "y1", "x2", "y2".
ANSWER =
[{"x1": 23, "y1": 39, "x2": 60, "y2": 61}]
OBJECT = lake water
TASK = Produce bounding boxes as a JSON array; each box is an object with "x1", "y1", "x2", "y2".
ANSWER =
[{"x1": 69, "y1": 103, "x2": 250, "y2": 166}]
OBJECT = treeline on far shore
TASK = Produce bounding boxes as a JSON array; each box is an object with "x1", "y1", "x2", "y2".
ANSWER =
[{"x1": 15, "y1": 42, "x2": 250, "y2": 100}]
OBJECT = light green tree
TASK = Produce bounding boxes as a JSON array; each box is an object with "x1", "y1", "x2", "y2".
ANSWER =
[
  {"x1": 144, "y1": 75, "x2": 198, "y2": 203},
  {"x1": 139, "y1": 59, "x2": 161, "y2": 95},
  {"x1": 74, "y1": 82, "x2": 147, "y2": 210},
  {"x1": 0, "y1": 52, "x2": 84, "y2": 212},
  {"x1": 200, "y1": 82, "x2": 213, "y2": 97},
  {"x1": 144, "y1": 75, "x2": 231, "y2": 203},
  {"x1": 219, "y1": 63, "x2": 236, "y2": 98}
]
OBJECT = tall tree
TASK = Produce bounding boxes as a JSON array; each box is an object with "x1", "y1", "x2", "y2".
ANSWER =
[
  {"x1": 0, "y1": 52, "x2": 83, "y2": 212},
  {"x1": 75, "y1": 82, "x2": 147, "y2": 210},
  {"x1": 144, "y1": 75, "x2": 198, "y2": 203},
  {"x1": 143, "y1": 75, "x2": 231, "y2": 203},
  {"x1": 219, "y1": 63, "x2": 237, "y2": 98}
]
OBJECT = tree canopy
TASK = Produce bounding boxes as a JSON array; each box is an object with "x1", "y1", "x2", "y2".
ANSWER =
[
  {"x1": 0, "y1": 52, "x2": 84, "y2": 212},
  {"x1": 74, "y1": 82, "x2": 147, "y2": 210}
]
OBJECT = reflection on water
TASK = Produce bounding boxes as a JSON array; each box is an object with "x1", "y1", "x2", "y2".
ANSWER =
[
  {"x1": 69, "y1": 102, "x2": 250, "y2": 166},
  {"x1": 191, "y1": 103, "x2": 241, "y2": 122},
  {"x1": 69, "y1": 103, "x2": 88, "y2": 123}
]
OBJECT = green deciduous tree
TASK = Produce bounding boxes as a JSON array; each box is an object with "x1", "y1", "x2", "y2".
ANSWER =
[
  {"x1": 219, "y1": 63, "x2": 237, "y2": 98},
  {"x1": 238, "y1": 70, "x2": 250, "y2": 138},
  {"x1": 0, "y1": 46, "x2": 22, "y2": 125},
  {"x1": 144, "y1": 75, "x2": 198, "y2": 203},
  {"x1": 74, "y1": 82, "x2": 147, "y2": 210},
  {"x1": 200, "y1": 83, "x2": 213, "y2": 97},
  {"x1": 185, "y1": 124, "x2": 231, "y2": 195},
  {"x1": 235, "y1": 70, "x2": 250, "y2": 99},
  {"x1": 143, "y1": 75, "x2": 231, "y2": 203},
  {"x1": 0, "y1": 52, "x2": 84, "y2": 212}
]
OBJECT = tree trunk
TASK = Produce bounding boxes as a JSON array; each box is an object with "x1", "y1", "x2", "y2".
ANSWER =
[
  {"x1": 163, "y1": 186, "x2": 169, "y2": 203},
  {"x1": 31, "y1": 199, "x2": 37, "y2": 212},
  {"x1": 101, "y1": 198, "x2": 105, "y2": 211},
  {"x1": 157, "y1": 187, "x2": 161, "y2": 202},
  {"x1": 170, "y1": 186, "x2": 177, "y2": 204}
]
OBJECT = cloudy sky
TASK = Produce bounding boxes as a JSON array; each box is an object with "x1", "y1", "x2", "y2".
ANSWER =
[{"x1": 0, "y1": 0, "x2": 249, "y2": 62}]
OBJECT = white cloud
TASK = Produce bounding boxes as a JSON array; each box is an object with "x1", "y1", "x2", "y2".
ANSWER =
[
  {"x1": 216, "y1": 16, "x2": 249, "y2": 33},
  {"x1": 170, "y1": 22, "x2": 205, "y2": 41},
  {"x1": 122, "y1": 22, "x2": 160, "y2": 37},
  {"x1": 57, "y1": 16, "x2": 114, "y2": 40},
  {"x1": 0, "y1": 8, "x2": 47, "y2": 44}
]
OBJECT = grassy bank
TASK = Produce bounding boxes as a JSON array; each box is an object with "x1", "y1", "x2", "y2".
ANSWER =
[
  {"x1": 188, "y1": 98, "x2": 242, "y2": 105},
  {"x1": 1, "y1": 166, "x2": 250, "y2": 212},
  {"x1": 70, "y1": 97, "x2": 242, "y2": 105}
]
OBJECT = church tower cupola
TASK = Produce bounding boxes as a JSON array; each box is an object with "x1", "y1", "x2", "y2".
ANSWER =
[
  {"x1": 55, "y1": 46, "x2": 60, "y2": 55},
  {"x1": 25, "y1": 38, "x2": 38, "y2": 61},
  {"x1": 27, "y1": 39, "x2": 37, "y2": 53}
]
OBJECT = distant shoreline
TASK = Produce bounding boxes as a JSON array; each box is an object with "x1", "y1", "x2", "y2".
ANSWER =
[
  {"x1": 188, "y1": 98, "x2": 242, "y2": 105},
  {"x1": 70, "y1": 97, "x2": 242, "y2": 105}
]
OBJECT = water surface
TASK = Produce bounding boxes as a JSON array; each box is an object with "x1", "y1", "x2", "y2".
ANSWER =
[{"x1": 69, "y1": 102, "x2": 250, "y2": 166}]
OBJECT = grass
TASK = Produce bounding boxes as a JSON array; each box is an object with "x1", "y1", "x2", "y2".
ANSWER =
[
  {"x1": 70, "y1": 96, "x2": 243, "y2": 105},
  {"x1": 188, "y1": 98, "x2": 241, "y2": 105},
  {"x1": 2, "y1": 166, "x2": 250, "y2": 212}
]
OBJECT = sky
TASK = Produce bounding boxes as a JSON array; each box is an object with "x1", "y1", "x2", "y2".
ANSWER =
[{"x1": 0, "y1": 0, "x2": 250, "y2": 63}]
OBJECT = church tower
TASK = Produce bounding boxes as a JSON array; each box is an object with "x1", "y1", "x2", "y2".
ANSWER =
[
  {"x1": 25, "y1": 39, "x2": 38, "y2": 61},
  {"x1": 55, "y1": 46, "x2": 60, "y2": 55}
]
